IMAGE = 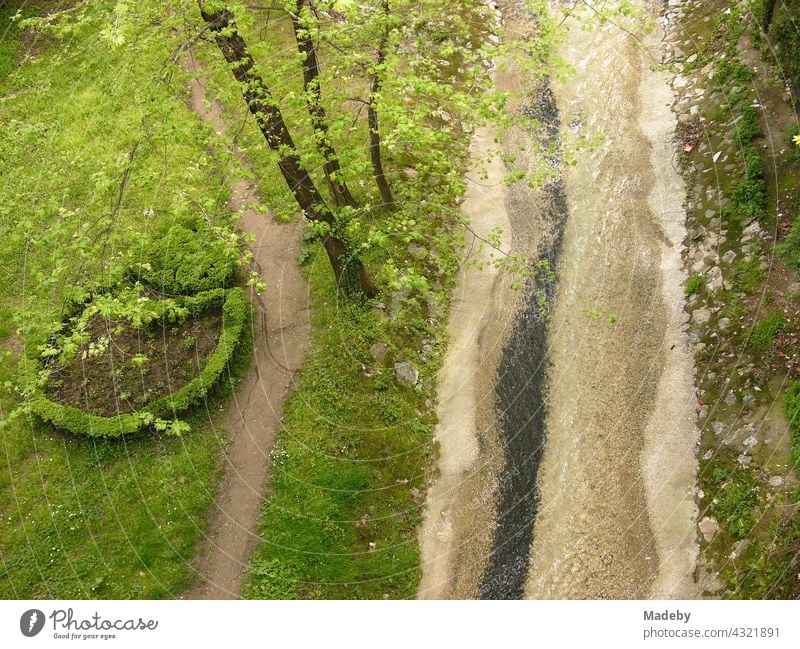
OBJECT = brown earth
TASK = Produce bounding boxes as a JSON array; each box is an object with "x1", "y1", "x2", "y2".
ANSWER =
[
  {"x1": 183, "y1": 50, "x2": 311, "y2": 600},
  {"x1": 46, "y1": 310, "x2": 221, "y2": 417}
]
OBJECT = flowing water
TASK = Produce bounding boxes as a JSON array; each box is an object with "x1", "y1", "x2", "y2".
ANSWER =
[{"x1": 419, "y1": 0, "x2": 699, "y2": 599}]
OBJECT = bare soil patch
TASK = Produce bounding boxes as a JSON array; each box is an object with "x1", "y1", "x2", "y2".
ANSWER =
[{"x1": 46, "y1": 310, "x2": 221, "y2": 417}]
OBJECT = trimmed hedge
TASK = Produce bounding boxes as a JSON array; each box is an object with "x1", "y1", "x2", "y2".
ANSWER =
[
  {"x1": 28, "y1": 288, "x2": 249, "y2": 438},
  {"x1": 133, "y1": 222, "x2": 238, "y2": 295}
]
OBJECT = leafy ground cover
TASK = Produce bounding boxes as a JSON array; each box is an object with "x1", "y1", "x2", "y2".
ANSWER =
[{"x1": 0, "y1": 0, "x2": 247, "y2": 597}]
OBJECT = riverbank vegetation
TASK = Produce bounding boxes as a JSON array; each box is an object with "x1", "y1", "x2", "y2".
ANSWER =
[{"x1": 676, "y1": 0, "x2": 800, "y2": 598}]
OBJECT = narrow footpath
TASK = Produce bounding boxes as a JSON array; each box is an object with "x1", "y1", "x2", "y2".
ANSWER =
[{"x1": 183, "y1": 51, "x2": 310, "y2": 599}]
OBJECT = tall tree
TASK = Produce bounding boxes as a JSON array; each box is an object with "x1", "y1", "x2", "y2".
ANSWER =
[
  {"x1": 197, "y1": 1, "x2": 375, "y2": 296},
  {"x1": 289, "y1": 0, "x2": 356, "y2": 208},
  {"x1": 367, "y1": 0, "x2": 395, "y2": 209}
]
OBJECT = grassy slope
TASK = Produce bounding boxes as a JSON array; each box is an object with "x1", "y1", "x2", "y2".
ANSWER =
[
  {"x1": 0, "y1": 0, "x2": 243, "y2": 598},
  {"x1": 242, "y1": 263, "x2": 442, "y2": 600},
  {"x1": 678, "y1": 0, "x2": 800, "y2": 598}
]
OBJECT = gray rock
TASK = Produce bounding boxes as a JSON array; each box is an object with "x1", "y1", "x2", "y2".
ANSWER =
[
  {"x1": 394, "y1": 362, "x2": 419, "y2": 387},
  {"x1": 402, "y1": 167, "x2": 419, "y2": 179},
  {"x1": 705, "y1": 266, "x2": 724, "y2": 292},
  {"x1": 730, "y1": 538, "x2": 750, "y2": 559},
  {"x1": 724, "y1": 390, "x2": 736, "y2": 405},
  {"x1": 722, "y1": 250, "x2": 736, "y2": 264},
  {"x1": 426, "y1": 294, "x2": 445, "y2": 318},
  {"x1": 407, "y1": 243, "x2": 427, "y2": 259},
  {"x1": 711, "y1": 420, "x2": 726, "y2": 435},
  {"x1": 699, "y1": 516, "x2": 720, "y2": 542},
  {"x1": 694, "y1": 308, "x2": 711, "y2": 325},
  {"x1": 737, "y1": 453, "x2": 752, "y2": 467},
  {"x1": 743, "y1": 395, "x2": 756, "y2": 406},
  {"x1": 769, "y1": 475, "x2": 784, "y2": 488},
  {"x1": 369, "y1": 342, "x2": 388, "y2": 362}
]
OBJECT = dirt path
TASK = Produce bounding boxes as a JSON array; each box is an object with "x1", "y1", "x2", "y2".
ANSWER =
[
  {"x1": 524, "y1": 2, "x2": 698, "y2": 598},
  {"x1": 183, "y1": 51, "x2": 310, "y2": 599}
]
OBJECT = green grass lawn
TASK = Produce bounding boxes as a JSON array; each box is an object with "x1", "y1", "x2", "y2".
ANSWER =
[
  {"x1": 0, "y1": 0, "x2": 239, "y2": 598},
  {"x1": 1, "y1": 0, "x2": 485, "y2": 600}
]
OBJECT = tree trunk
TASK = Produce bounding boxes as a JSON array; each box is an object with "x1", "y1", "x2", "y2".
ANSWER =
[
  {"x1": 368, "y1": 2, "x2": 395, "y2": 209},
  {"x1": 197, "y1": 2, "x2": 375, "y2": 296},
  {"x1": 762, "y1": 0, "x2": 777, "y2": 32},
  {"x1": 290, "y1": 0, "x2": 356, "y2": 208}
]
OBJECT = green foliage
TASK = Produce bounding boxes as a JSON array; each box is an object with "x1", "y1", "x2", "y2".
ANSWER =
[
  {"x1": 770, "y1": 0, "x2": 800, "y2": 93},
  {"x1": 685, "y1": 274, "x2": 705, "y2": 295},
  {"x1": 0, "y1": 4, "x2": 24, "y2": 80},
  {"x1": 778, "y1": 213, "x2": 800, "y2": 269},
  {"x1": 785, "y1": 381, "x2": 800, "y2": 470},
  {"x1": 787, "y1": 128, "x2": 800, "y2": 166},
  {"x1": 27, "y1": 289, "x2": 249, "y2": 438},
  {"x1": 747, "y1": 312, "x2": 789, "y2": 352},
  {"x1": 133, "y1": 221, "x2": 240, "y2": 295},
  {"x1": 734, "y1": 106, "x2": 762, "y2": 145},
  {"x1": 708, "y1": 463, "x2": 760, "y2": 540}
]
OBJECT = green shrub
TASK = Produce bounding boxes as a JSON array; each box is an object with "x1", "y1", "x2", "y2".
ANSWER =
[
  {"x1": 27, "y1": 288, "x2": 249, "y2": 437},
  {"x1": 732, "y1": 250, "x2": 765, "y2": 293},
  {"x1": 133, "y1": 222, "x2": 239, "y2": 295},
  {"x1": 724, "y1": 147, "x2": 767, "y2": 224},
  {"x1": 715, "y1": 58, "x2": 756, "y2": 87},
  {"x1": 786, "y1": 381, "x2": 800, "y2": 470},
  {"x1": 778, "y1": 215, "x2": 800, "y2": 269},
  {"x1": 771, "y1": 0, "x2": 800, "y2": 94},
  {"x1": 685, "y1": 274, "x2": 705, "y2": 295},
  {"x1": 735, "y1": 106, "x2": 762, "y2": 145},
  {"x1": 748, "y1": 312, "x2": 789, "y2": 352},
  {"x1": 708, "y1": 463, "x2": 760, "y2": 540}
]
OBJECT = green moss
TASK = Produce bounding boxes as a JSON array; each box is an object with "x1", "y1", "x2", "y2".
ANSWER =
[{"x1": 685, "y1": 274, "x2": 705, "y2": 295}]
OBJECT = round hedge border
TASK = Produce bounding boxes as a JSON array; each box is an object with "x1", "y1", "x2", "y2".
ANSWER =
[{"x1": 27, "y1": 288, "x2": 249, "y2": 438}]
